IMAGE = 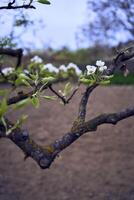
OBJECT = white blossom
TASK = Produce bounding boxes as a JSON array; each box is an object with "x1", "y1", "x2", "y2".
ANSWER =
[
  {"x1": 99, "y1": 65, "x2": 107, "y2": 72},
  {"x1": 43, "y1": 63, "x2": 59, "y2": 73},
  {"x1": 59, "y1": 65, "x2": 67, "y2": 72},
  {"x1": 1, "y1": 67, "x2": 14, "y2": 75},
  {"x1": 96, "y1": 60, "x2": 105, "y2": 67},
  {"x1": 24, "y1": 69, "x2": 29, "y2": 74},
  {"x1": 67, "y1": 62, "x2": 82, "y2": 75},
  {"x1": 31, "y1": 55, "x2": 43, "y2": 64},
  {"x1": 86, "y1": 65, "x2": 96, "y2": 75},
  {"x1": 96, "y1": 60, "x2": 107, "y2": 72}
]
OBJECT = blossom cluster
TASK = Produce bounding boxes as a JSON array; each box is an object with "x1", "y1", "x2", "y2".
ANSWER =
[
  {"x1": 0, "y1": 57, "x2": 107, "y2": 80},
  {"x1": 1, "y1": 67, "x2": 14, "y2": 75},
  {"x1": 86, "y1": 60, "x2": 107, "y2": 75},
  {"x1": 30, "y1": 56, "x2": 82, "y2": 76}
]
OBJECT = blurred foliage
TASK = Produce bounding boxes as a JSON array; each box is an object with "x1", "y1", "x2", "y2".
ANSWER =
[{"x1": 110, "y1": 73, "x2": 134, "y2": 85}]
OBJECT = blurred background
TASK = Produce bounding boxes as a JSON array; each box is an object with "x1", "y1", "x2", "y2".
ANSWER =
[
  {"x1": 0, "y1": 0, "x2": 134, "y2": 84},
  {"x1": 0, "y1": 1, "x2": 134, "y2": 200}
]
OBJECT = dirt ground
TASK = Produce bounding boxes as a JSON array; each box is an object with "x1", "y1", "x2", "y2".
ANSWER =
[{"x1": 0, "y1": 85, "x2": 134, "y2": 200}]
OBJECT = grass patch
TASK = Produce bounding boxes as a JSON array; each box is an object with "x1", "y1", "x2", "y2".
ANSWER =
[{"x1": 110, "y1": 73, "x2": 134, "y2": 85}]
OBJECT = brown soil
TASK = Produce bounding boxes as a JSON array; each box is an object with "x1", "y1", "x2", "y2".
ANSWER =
[{"x1": 0, "y1": 85, "x2": 134, "y2": 200}]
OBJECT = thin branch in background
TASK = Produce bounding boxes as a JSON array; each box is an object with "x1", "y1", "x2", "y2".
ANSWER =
[
  {"x1": 106, "y1": 46, "x2": 134, "y2": 75},
  {"x1": 0, "y1": 0, "x2": 36, "y2": 10}
]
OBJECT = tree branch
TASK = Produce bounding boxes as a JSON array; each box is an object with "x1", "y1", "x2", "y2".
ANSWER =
[
  {"x1": 7, "y1": 90, "x2": 33, "y2": 105},
  {"x1": 0, "y1": 106, "x2": 133, "y2": 169},
  {"x1": 0, "y1": 0, "x2": 36, "y2": 10},
  {"x1": 106, "y1": 46, "x2": 134, "y2": 75},
  {"x1": 72, "y1": 84, "x2": 98, "y2": 130},
  {"x1": 77, "y1": 84, "x2": 98, "y2": 123},
  {"x1": 49, "y1": 84, "x2": 79, "y2": 105},
  {"x1": 0, "y1": 48, "x2": 23, "y2": 69}
]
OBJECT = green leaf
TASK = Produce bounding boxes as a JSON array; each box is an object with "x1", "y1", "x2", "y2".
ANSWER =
[
  {"x1": 38, "y1": 0, "x2": 51, "y2": 4},
  {"x1": 15, "y1": 115, "x2": 28, "y2": 128},
  {"x1": 22, "y1": 80, "x2": 32, "y2": 87},
  {"x1": 42, "y1": 76, "x2": 55, "y2": 83},
  {"x1": 5, "y1": 115, "x2": 28, "y2": 136},
  {"x1": 19, "y1": 73, "x2": 31, "y2": 81},
  {"x1": 79, "y1": 78, "x2": 95, "y2": 85},
  {"x1": 63, "y1": 82, "x2": 72, "y2": 96},
  {"x1": 15, "y1": 73, "x2": 31, "y2": 86},
  {"x1": 13, "y1": 98, "x2": 30, "y2": 109},
  {"x1": 31, "y1": 96, "x2": 40, "y2": 108},
  {"x1": 15, "y1": 77, "x2": 31, "y2": 87},
  {"x1": 41, "y1": 95, "x2": 56, "y2": 101},
  {"x1": 0, "y1": 116, "x2": 8, "y2": 133},
  {"x1": 0, "y1": 99, "x2": 8, "y2": 117}
]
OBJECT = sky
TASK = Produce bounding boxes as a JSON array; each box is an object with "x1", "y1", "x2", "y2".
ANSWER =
[
  {"x1": 34, "y1": 0, "x2": 87, "y2": 49},
  {"x1": 0, "y1": 0, "x2": 131, "y2": 50},
  {"x1": 0, "y1": 0, "x2": 87, "y2": 50}
]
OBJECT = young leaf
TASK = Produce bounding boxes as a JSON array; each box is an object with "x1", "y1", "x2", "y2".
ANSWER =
[
  {"x1": 63, "y1": 82, "x2": 72, "y2": 96},
  {"x1": 13, "y1": 98, "x2": 30, "y2": 109},
  {"x1": 41, "y1": 95, "x2": 56, "y2": 101},
  {"x1": 19, "y1": 73, "x2": 31, "y2": 81},
  {"x1": 0, "y1": 99, "x2": 8, "y2": 117},
  {"x1": 38, "y1": 0, "x2": 51, "y2": 5},
  {"x1": 42, "y1": 76, "x2": 55, "y2": 83},
  {"x1": 6, "y1": 115, "x2": 28, "y2": 135},
  {"x1": 14, "y1": 115, "x2": 28, "y2": 128},
  {"x1": 0, "y1": 116, "x2": 8, "y2": 133},
  {"x1": 31, "y1": 96, "x2": 40, "y2": 108},
  {"x1": 79, "y1": 78, "x2": 95, "y2": 85}
]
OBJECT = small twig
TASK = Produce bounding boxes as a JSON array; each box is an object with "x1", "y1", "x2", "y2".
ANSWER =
[
  {"x1": 49, "y1": 85, "x2": 66, "y2": 104},
  {"x1": 49, "y1": 84, "x2": 79, "y2": 105},
  {"x1": 66, "y1": 86, "x2": 79, "y2": 103}
]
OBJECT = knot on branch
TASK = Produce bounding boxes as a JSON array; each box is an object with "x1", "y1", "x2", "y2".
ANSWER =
[{"x1": 38, "y1": 148, "x2": 59, "y2": 169}]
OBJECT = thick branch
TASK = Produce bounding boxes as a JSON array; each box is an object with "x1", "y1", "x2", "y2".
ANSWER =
[
  {"x1": 77, "y1": 84, "x2": 98, "y2": 123},
  {"x1": 72, "y1": 84, "x2": 98, "y2": 130},
  {"x1": 0, "y1": 106, "x2": 133, "y2": 169},
  {"x1": 7, "y1": 91, "x2": 33, "y2": 105},
  {"x1": 0, "y1": 48, "x2": 23, "y2": 69}
]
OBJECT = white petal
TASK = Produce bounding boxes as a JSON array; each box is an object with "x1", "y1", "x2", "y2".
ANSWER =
[
  {"x1": 99, "y1": 65, "x2": 107, "y2": 72},
  {"x1": 59, "y1": 65, "x2": 67, "y2": 72},
  {"x1": 44, "y1": 63, "x2": 59, "y2": 73},
  {"x1": 2, "y1": 67, "x2": 14, "y2": 75},
  {"x1": 96, "y1": 60, "x2": 105, "y2": 67},
  {"x1": 86, "y1": 65, "x2": 96, "y2": 75},
  {"x1": 31, "y1": 55, "x2": 43, "y2": 63},
  {"x1": 67, "y1": 63, "x2": 82, "y2": 75}
]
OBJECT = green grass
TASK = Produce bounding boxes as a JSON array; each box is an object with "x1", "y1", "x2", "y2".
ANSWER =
[{"x1": 110, "y1": 73, "x2": 134, "y2": 85}]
